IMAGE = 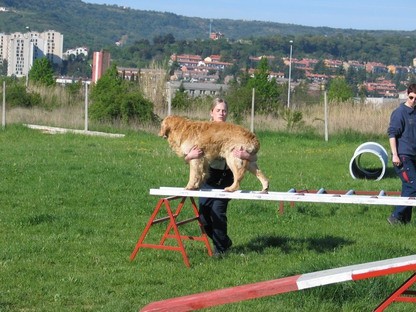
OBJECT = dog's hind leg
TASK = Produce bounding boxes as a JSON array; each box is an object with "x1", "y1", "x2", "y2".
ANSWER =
[
  {"x1": 224, "y1": 157, "x2": 248, "y2": 192},
  {"x1": 185, "y1": 159, "x2": 204, "y2": 190},
  {"x1": 248, "y1": 161, "x2": 269, "y2": 193}
]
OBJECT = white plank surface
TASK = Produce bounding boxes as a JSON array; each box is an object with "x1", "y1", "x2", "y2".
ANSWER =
[
  {"x1": 297, "y1": 254, "x2": 416, "y2": 289},
  {"x1": 150, "y1": 187, "x2": 416, "y2": 206}
]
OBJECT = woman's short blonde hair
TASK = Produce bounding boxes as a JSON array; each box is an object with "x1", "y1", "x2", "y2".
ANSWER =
[{"x1": 210, "y1": 98, "x2": 228, "y2": 111}]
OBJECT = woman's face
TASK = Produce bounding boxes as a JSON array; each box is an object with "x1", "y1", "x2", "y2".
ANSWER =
[{"x1": 210, "y1": 102, "x2": 228, "y2": 122}]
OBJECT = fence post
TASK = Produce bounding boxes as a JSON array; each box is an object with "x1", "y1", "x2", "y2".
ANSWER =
[
  {"x1": 2, "y1": 81, "x2": 5, "y2": 129},
  {"x1": 324, "y1": 90, "x2": 328, "y2": 141},
  {"x1": 84, "y1": 83, "x2": 88, "y2": 131},
  {"x1": 167, "y1": 82, "x2": 172, "y2": 116},
  {"x1": 251, "y1": 88, "x2": 255, "y2": 132}
]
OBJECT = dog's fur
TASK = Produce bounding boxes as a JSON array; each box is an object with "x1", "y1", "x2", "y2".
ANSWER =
[{"x1": 159, "y1": 115, "x2": 269, "y2": 192}]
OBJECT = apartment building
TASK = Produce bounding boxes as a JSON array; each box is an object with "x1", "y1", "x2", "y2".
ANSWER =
[
  {"x1": 170, "y1": 53, "x2": 232, "y2": 74},
  {"x1": 0, "y1": 33, "x2": 9, "y2": 68},
  {"x1": 92, "y1": 50, "x2": 111, "y2": 83},
  {"x1": 0, "y1": 30, "x2": 63, "y2": 77}
]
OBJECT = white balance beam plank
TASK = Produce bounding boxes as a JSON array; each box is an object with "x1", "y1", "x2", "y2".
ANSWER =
[
  {"x1": 297, "y1": 254, "x2": 416, "y2": 289},
  {"x1": 150, "y1": 187, "x2": 416, "y2": 207},
  {"x1": 140, "y1": 254, "x2": 416, "y2": 312}
]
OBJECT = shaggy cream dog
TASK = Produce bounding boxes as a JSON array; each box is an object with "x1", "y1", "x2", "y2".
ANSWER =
[{"x1": 159, "y1": 115, "x2": 269, "y2": 193}]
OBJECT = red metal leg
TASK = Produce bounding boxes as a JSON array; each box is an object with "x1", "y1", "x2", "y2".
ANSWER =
[
  {"x1": 160, "y1": 197, "x2": 186, "y2": 245},
  {"x1": 279, "y1": 201, "x2": 284, "y2": 215},
  {"x1": 189, "y1": 197, "x2": 213, "y2": 257},
  {"x1": 130, "y1": 196, "x2": 212, "y2": 267},
  {"x1": 129, "y1": 198, "x2": 165, "y2": 261},
  {"x1": 373, "y1": 273, "x2": 416, "y2": 311},
  {"x1": 159, "y1": 197, "x2": 191, "y2": 267}
]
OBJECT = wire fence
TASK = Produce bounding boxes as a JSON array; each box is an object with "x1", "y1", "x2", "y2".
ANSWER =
[{"x1": 1, "y1": 81, "x2": 400, "y2": 138}]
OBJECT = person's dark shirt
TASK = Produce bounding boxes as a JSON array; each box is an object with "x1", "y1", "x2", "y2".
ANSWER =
[
  {"x1": 388, "y1": 102, "x2": 416, "y2": 156},
  {"x1": 205, "y1": 159, "x2": 234, "y2": 189}
]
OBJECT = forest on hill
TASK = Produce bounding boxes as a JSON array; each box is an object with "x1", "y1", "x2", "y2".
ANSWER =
[
  {"x1": 1, "y1": 0, "x2": 416, "y2": 84},
  {"x1": 0, "y1": 0, "x2": 415, "y2": 52}
]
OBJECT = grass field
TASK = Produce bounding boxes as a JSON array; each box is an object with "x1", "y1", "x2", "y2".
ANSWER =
[{"x1": 1, "y1": 124, "x2": 415, "y2": 312}]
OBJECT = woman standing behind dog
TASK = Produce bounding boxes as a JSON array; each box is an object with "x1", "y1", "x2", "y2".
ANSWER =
[{"x1": 184, "y1": 98, "x2": 254, "y2": 256}]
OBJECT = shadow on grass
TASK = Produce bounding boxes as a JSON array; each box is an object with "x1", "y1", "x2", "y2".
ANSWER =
[
  {"x1": 0, "y1": 302, "x2": 13, "y2": 311},
  {"x1": 383, "y1": 167, "x2": 400, "y2": 179},
  {"x1": 234, "y1": 235, "x2": 355, "y2": 254},
  {"x1": 22, "y1": 213, "x2": 57, "y2": 226}
]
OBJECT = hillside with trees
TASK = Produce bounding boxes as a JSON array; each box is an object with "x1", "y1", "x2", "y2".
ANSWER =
[
  {"x1": 2, "y1": 0, "x2": 416, "y2": 80},
  {"x1": 2, "y1": 0, "x2": 416, "y2": 104},
  {"x1": 107, "y1": 32, "x2": 416, "y2": 70},
  {"x1": 0, "y1": 0, "x2": 415, "y2": 52}
]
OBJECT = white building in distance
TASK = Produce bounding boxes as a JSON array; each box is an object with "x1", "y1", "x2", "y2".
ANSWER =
[
  {"x1": 0, "y1": 30, "x2": 63, "y2": 77},
  {"x1": 63, "y1": 47, "x2": 89, "y2": 60}
]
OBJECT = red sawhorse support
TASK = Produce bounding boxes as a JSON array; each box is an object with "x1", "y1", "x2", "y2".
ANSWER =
[
  {"x1": 130, "y1": 196, "x2": 212, "y2": 267},
  {"x1": 373, "y1": 272, "x2": 416, "y2": 311}
]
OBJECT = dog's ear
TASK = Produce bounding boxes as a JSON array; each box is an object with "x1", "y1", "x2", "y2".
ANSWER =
[{"x1": 159, "y1": 118, "x2": 170, "y2": 138}]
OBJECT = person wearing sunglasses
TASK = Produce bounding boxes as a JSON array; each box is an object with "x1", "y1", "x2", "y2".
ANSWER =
[{"x1": 387, "y1": 83, "x2": 416, "y2": 225}]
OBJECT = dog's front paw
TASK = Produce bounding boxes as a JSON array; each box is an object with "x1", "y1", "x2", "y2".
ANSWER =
[
  {"x1": 224, "y1": 186, "x2": 237, "y2": 192},
  {"x1": 185, "y1": 185, "x2": 199, "y2": 190}
]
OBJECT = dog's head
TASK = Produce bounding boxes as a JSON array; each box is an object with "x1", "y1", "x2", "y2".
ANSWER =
[
  {"x1": 159, "y1": 117, "x2": 170, "y2": 139},
  {"x1": 159, "y1": 115, "x2": 182, "y2": 139}
]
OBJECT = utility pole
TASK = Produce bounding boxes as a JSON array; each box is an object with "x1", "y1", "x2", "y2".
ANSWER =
[{"x1": 287, "y1": 40, "x2": 293, "y2": 108}]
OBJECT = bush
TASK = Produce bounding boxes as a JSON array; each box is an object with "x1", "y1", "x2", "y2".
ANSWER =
[
  {"x1": 120, "y1": 92, "x2": 155, "y2": 122},
  {"x1": 89, "y1": 64, "x2": 156, "y2": 123},
  {"x1": 281, "y1": 108, "x2": 304, "y2": 130},
  {"x1": 5, "y1": 82, "x2": 42, "y2": 108},
  {"x1": 28, "y1": 57, "x2": 55, "y2": 86},
  {"x1": 171, "y1": 82, "x2": 191, "y2": 110}
]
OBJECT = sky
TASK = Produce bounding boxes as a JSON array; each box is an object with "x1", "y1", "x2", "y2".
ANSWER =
[{"x1": 83, "y1": 0, "x2": 415, "y2": 31}]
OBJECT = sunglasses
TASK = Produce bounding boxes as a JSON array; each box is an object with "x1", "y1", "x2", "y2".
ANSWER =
[{"x1": 410, "y1": 96, "x2": 416, "y2": 101}]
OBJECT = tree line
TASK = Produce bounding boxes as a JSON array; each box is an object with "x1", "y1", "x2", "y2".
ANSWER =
[
  {"x1": 4, "y1": 0, "x2": 413, "y2": 50},
  {"x1": 0, "y1": 52, "x2": 397, "y2": 131},
  {"x1": 108, "y1": 32, "x2": 416, "y2": 70}
]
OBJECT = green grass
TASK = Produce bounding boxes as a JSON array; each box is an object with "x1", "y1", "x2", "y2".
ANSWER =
[{"x1": 0, "y1": 125, "x2": 414, "y2": 312}]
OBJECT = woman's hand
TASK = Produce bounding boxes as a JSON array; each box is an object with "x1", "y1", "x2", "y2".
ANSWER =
[
  {"x1": 185, "y1": 145, "x2": 204, "y2": 162},
  {"x1": 233, "y1": 147, "x2": 257, "y2": 161}
]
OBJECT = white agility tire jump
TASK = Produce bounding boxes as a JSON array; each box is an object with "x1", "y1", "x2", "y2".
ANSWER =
[{"x1": 349, "y1": 142, "x2": 388, "y2": 181}]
